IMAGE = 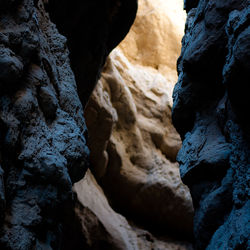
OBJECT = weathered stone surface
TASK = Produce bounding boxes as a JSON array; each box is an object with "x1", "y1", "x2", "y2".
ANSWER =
[
  {"x1": 74, "y1": 169, "x2": 193, "y2": 250},
  {"x1": 172, "y1": 1, "x2": 250, "y2": 249},
  {"x1": 85, "y1": 0, "x2": 193, "y2": 240},
  {"x1": 0, "y1": 0, "x2": 137, "y2": 248},
  {"x1": 0, "y1": 1, "x2": 89, "y2": 248}
]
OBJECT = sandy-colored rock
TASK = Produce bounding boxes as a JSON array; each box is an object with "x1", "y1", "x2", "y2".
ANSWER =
[
  {"x1": 119, "y1": 0, "x2": 186, "y2": 90},
  {"x1": 85, "y1": 0, "x2": 192, "y2": 238},
  {"x1": 84, "y1": 0, "x2": 193, "y2": 242},
  {"x1": 74, "y1": 170, "x2": 193, "y2": 250},
  {"x1": 85, "y1": 48, "x2": 193, "y2": 236},
  {"x1": 74, "y1": 169, "x2": 138, "y2": 250}
]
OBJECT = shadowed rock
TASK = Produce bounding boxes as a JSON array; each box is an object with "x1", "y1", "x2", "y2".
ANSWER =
[
  {"x1": 172, "y1": 1, "x2": 250, "y2": 249},
  {"x1": 0, "y1": 0, "x2": 137, "y2": 248},
  {"x1": 45, "y1": 0, "x2": 138, "y2": 106}
]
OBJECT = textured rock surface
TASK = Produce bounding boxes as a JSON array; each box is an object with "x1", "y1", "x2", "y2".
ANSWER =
[
  {"x1": 74, "y1": 169, "x2": 193, "y2": 250},
  {"x1": 84, "y1": 0, "x2": 194, "y2": 241},
  {"x1": 119, "y1": 0, "x2": 186, "y2": 89},
  {"x1": 0, "y1": 0, "x2": 137, "y2": 249},
  {"x1": 0, "y1": 1, "x2": 89, "y2": 248},
  {"x1": 172, "y1": 0, "x2": 250, "y2": 249}
]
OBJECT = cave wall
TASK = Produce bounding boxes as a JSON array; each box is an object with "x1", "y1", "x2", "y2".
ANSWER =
[
  {"x1": 0, "y1": 0, "x2": 137, "y2": 249},
  {"x1": 172, "y1": 0, "x2": 250, "y2": 249}
]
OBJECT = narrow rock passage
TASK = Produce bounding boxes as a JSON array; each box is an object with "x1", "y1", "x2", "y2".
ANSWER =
[{"x1": 79, "y1": 0, "x2": 194, "y2": 249}]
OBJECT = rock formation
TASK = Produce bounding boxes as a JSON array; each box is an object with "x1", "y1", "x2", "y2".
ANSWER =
[
  {"x1": 74, "y1": 169, "x2": 193, "y2": 250},
  {"x1": 0, "y1": 0, "x2": 137, "y2": 248},
  {"x1": 82, "y1": 0, "x2": 194, "y2": 248},
  {"x1": 172, "y1": 0, "x2": 250, "y2": 249},
  {"x1": 2, "y1": 0, "x2": 247, "y2": 249}
]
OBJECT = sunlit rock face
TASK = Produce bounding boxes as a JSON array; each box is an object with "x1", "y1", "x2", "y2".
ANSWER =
[
  {"x1": 74, "y1": 169, "x2": 193, "y2": 250},
  {"x1": 172, "y1": 0, "x2": 250, "y2": 249},
  {"x1": 83, "y1": 0, "x2": 194, "y2": 244},
  {"x1": 119, "y1": 0, "x2": 186, "y2": 90}
]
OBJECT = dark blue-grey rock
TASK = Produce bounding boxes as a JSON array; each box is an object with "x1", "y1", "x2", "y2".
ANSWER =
[
  {"x1": 45, "y1": 0, "x2": 138, "y2": 106},
  {"x1": 0, "y1": 0, "x2": 137, "y2": 249},
  {"x1": 0, "y1": 1, "x2": 89, "y2": 248},
  {"x1": 172, "y1": 0, "x2": 250, "y2": 249}
]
